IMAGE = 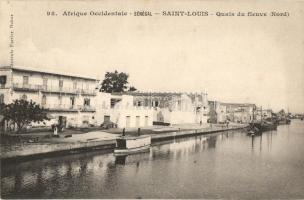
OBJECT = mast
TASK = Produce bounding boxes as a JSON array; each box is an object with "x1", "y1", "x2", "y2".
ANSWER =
[{"x1": 260, "y1": 106, "x2": 263, "y2": 122}]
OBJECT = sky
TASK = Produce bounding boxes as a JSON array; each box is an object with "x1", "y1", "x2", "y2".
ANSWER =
[{"x1": 0, "y1": 0, "x2": 304, "y2": 113}]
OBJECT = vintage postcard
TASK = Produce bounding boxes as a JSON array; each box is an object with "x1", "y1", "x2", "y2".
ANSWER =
[{"x1": 1, "y1": 0, "x2": 304, "y2": 199}]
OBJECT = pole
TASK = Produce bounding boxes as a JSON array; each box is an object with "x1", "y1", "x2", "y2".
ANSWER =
[{"x1": 261, "y1": 106, "x2": 263, "y2": 121}]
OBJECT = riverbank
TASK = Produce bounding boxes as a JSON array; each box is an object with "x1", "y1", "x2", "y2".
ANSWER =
[{"x1": 1, "y1": 123, "x2": 248, "y2": 161}]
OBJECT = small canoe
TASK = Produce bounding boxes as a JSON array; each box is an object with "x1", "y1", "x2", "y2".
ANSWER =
[{"x1": 114, "y1": 135, "x2": 151, "y2": 155}]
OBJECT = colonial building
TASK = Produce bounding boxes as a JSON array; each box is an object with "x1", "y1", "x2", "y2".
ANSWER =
[
  {"x1": 124, "y1": 91, "x2": 209, "y2": 125},
  {"x1": 95, "y1": 93, "x2": 153, "y2": 128},
  {"x1": 0, "y1": 66, "x2": 99, "y2": 128},
  {"x1": 223, "y1": 103, "x2": 256, "y2": 123}
]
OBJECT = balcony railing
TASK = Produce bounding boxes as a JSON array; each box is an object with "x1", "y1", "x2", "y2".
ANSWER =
[
  {"x1": 13, "y1": 83, "x2": 96, "y2": 95},
  {"x1": 13, "y1": 83, "x2": 41, "y2": 91},
  {"x1": 79, "y1": 105, "x2": 96, "y2": 112},
  {"x1": 42, "y1": 104, "x2": 96, "y2": 112}
]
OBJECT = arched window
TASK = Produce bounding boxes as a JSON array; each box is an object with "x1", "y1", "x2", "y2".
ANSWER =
[
  {"x1": 21, "y1": 94, "x2": 27, "y2": 100},
  {"x1": 41, "y1": 95, "x2": 47, "y2": 106}
]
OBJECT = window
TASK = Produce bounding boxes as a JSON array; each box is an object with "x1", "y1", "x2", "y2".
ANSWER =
[
  {"x1": 23, "y1": 76, "x2": 29, "y2": 86},
  {"x1": 153, "y1": 100, "x2": 159, "y2": 107},
  {"x1": 86, "y1": 83, "x2": 89, "y2": 90},
  {"x1": 0, "y1": 76, "x2": 7, "y2": 88},
  {"x1": 73, "y1": 81, "x2": 77, "y2": 89},
  {"x1": 70, "y1": 96, "x2": 75, "y2": 107},
  {"x1": 111, "y1": 98, "x2": 121, "y2": 108},
  {"x1": 59, "y1": 80, "x2": 63, "y2": 90},
  {"x1": 84, "y1": 98, "x2": 90, "y2": 106},
  {"x1": 43, "y1": 78, "x2": 48, "y2": 89},
  {"x1": 41, "y1": 95, "x2": 47, "y2": 106}
]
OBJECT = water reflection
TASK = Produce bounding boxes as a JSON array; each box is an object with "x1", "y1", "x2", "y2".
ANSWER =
[
  {"x1": 250, "y1": 130, "x2": 277, "y2": 155},
  {"x1": 2, "y1": 120, "x2": 304, "y2": 199}
]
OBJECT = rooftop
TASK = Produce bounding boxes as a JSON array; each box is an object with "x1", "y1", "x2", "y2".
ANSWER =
[
  {"x1": 222, "y1": 102, "x2": 256, "y2": 107},
  {"x1": 0, "y1": 66, "x2": 99, "y2": 81}
]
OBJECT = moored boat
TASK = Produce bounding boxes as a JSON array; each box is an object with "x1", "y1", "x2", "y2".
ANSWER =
[
  {"x1": 114, "y1": 135, "x2": 151, "y2": 155},
  {"x1": 249, "y1": 121, "x2": 277, "y2": 134}
]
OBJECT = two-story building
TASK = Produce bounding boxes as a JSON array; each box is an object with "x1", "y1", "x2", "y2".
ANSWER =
[{"x1": 0, "y1": 66, "x2": 99, "y2": 128}]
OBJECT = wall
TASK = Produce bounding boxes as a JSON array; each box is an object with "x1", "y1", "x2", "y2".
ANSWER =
[
  {"x1": 170, "y1": 110, "x2": 196, "y2": 124},
  {"x1": 95, "y1": 92, "x2": 153, "y2": 128}
]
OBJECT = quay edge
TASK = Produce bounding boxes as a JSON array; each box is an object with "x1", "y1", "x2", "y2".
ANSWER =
[{"x1": 1, "y1": 125, "x2": 248, "y2": 162}]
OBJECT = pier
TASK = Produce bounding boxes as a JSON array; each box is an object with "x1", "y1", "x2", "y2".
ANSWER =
[{"x1": 1, "y1": 123, "x2": 247, "y2": 161}]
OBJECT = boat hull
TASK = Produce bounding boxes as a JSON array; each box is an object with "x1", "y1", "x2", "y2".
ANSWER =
[
  {"x1": 249, "y1": 121, "x2": 277, "y2": 134},
  {"x1": 114, "y1": 145, "x2": 151, "y2": 155},
  {"x1": 114, "y1": 135, "x2": 151, "y2": 155}
]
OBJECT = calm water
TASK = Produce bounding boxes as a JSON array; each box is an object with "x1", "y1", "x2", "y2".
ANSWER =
[{"x1": 1, "y1": 120, "x2": 304, "y2": 199}]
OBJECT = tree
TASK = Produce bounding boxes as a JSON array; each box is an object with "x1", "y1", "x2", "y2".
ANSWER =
[
  {"x1": 128, "y1": 86, "x2": 137, "y2": 92},
  {"x1": 278, "y1": 109, "x2": 286, "y2": 117},
  {"x1": 100, "y1": 70, "x2": 137, "y2": 93},
  {"x1": 1, "y1": 99, "x2": 49, "y2": 133}
]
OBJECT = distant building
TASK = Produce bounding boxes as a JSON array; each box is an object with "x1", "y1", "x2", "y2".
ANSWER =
[
  {"x1": 125, "y1": 91, "x2": 209, "y2": 125},
  {"x1": 95, "y1": 93, "x2": 153, "y2": 128},
  {"x1": 208, "y1": 101, "x2": 227, "y2": 123},
  {"x1": 223, "y1": 103, "x2": 256, "y2": 123},
  {"x1": 255, "y1": 108, "x2": 273, "y2": 120},
  {"x1": 0, "y1": 66, "x2": 99, "y2": 128}
]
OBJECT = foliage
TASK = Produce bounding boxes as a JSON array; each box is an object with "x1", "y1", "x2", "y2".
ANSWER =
[
  {"x1": 1, "y1": 99, "x2": 49, "y2": 133},
  {"x1": 100, "y1": 70, "x2": 137, "y2": 93},
  {"x1": 278, "y1": 109, "x2": 286, "y2": 116},
  {"x1": 128, "y1": 86, "x2": 137, "y2": 92}
]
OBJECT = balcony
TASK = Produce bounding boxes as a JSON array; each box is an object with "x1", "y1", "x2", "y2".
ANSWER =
[
  {"x1": 42, "y1": 104, "x2": 79, "y2": 112},
  {"x1": 13, "y1": 83, "x2": 41, "y2": 92},
  {"x1": 42, "y1": 104, "x2": 96, "y2": 112},
  {"x1": 12, "y1": 83, "x2": 96, "y2": 96},
  {"x1": 79, "y1": 105, "x2": 96, "y2": 112},
  {"x1": 77, "y1": 89, "x2": 96, "y2": 96}
]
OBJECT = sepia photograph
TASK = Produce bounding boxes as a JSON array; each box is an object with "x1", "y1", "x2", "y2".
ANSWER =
[{"x1": 0, "y1": 0, "x2": 304, "y2": 199}]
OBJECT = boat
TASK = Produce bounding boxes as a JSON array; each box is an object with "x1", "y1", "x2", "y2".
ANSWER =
[
  {"x1": 114, "y1": 135, "x2": 151, "y2": 155},
  {"x1": 249, "y1": 121, "x2": 277, "y2": 134}
]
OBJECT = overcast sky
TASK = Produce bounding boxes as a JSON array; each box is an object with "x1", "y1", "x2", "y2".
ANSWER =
[{"x1": 1, "y1": 0, "x2": 304, "y2": 113}]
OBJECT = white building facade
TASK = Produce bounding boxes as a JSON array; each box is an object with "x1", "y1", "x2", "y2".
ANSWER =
[
  {"x1": 95, "y1": 93, "x2": 153, "y2": 128},
  {"x1": 130, "y1": 91, "x2": 209, "y2": 125},
  {"x1": 0, "y1": 66, "x2": 99, "y2": 128}
]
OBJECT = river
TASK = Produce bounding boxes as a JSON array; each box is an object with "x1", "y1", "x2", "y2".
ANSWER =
[{"x1": 1, "y1": 120, "x2": 304, "y2": 199}]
